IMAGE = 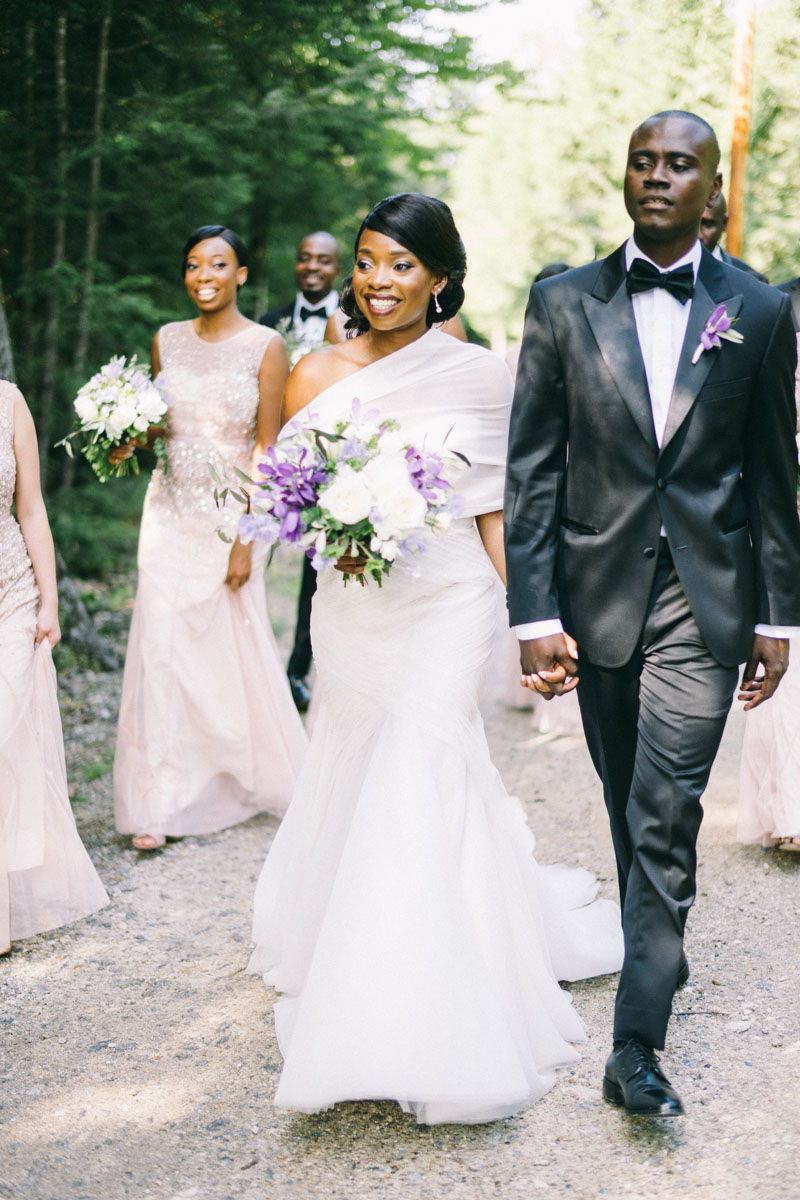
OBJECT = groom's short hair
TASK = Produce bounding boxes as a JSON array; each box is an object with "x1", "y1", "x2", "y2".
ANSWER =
[{"x1": 633, "y1": 110, "x2": 721, "y2": 171}]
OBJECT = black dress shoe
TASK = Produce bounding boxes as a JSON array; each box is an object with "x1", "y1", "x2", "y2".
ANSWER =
[
  {"x1": 676, "y1": 956, "x2": 690, "y2": 990},
  {"x1": 288, "y1": 674, "x2": 311, "y2": 714},
  {"x1": 603, "y1": 1040, "x2": 685, "y2": 1116}
]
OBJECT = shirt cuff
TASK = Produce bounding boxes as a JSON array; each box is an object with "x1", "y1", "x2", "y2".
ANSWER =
[
  {"x1": 754, "y1": 624, "x2": 800, "y2": 639},
  {"x1": 513, "y1": 619, "x2": 564, "y2": 641}
]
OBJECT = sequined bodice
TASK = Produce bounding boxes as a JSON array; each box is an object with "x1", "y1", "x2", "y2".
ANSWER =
[
  {"x1": 145, "y1": 320, "x2": 278, "y2": 529},
  {"x1": 0, "y1": 382, "x2": 38, "y2": 615}
]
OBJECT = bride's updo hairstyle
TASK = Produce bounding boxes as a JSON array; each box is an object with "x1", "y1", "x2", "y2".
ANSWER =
[
  {"x1": 340, "y1": 193, "x2": 467, "y2": 337},
  {"x1": 181, "y1": 225, "x2": 249, "y2": 273}
]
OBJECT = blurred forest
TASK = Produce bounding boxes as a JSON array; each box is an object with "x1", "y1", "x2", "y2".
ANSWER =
[
  {"x1": 1, "y1": 0, "x2": 798, "y2": 518},
  {"x1": 0, "y1": 0, "x2": 490, "y2": 490}
]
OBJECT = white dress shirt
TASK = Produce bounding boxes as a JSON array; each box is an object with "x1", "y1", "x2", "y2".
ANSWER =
[
  {"x1": 291, "y1": 289, "x2": 339, "y2": 349},
  {"x1": 514, "y1": 239, "x2": 796, "y2": 643}
]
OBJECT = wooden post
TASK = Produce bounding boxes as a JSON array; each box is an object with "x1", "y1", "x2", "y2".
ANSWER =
[{"x1": 727, "y1": 0, "x2": 755, "y2": 258}]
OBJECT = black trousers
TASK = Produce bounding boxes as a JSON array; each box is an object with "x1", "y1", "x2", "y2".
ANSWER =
[
  {"x1": 576, "y1": 541, "x2": 738, "y2": 1050},
  {"x1": 287, "y1": 555, "x2": 317, "y2": 680}
]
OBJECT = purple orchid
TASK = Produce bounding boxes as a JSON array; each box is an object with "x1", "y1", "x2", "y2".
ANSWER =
[{"x1": 692, "y1": 304, "x2": 744, "y2": 364}]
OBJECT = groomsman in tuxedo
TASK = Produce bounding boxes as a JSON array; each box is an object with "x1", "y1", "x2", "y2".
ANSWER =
[
  {"x1": 699, "y1": 192, "x2": 769, "y2": 282},
  {"x1": 776, "y1": 275, "x2": 800, "y2": 332},
  {"x1": 505, "y1": 111, "x2": 800, "y2": 1116},
  {"x1": 260, "y1": 231, "x2": 341, "y2": 711}
]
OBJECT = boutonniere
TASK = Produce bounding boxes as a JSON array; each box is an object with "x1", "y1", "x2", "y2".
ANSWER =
[{"x1": 692, "y1": 304, "x2": 743, "y2": 365}]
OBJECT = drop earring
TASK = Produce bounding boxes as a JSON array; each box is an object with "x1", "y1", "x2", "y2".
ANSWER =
[{"x1": 433, "y1": 290, "x2": 442, "y2": 315}]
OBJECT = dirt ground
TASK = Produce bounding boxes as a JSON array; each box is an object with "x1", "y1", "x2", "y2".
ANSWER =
[{"x1": 1, "y1": 557, "x2": 799, "y2": 1200}]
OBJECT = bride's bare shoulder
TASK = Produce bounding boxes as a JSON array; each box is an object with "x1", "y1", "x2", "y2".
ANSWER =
[{"x1": 282, "y1": 341, "x2": 366, "y2": 423}]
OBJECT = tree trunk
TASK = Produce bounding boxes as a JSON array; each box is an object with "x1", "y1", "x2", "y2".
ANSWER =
[
  {"x1": 38, "y1": 13, "x2": 69, "y2": 480},
  {"x1": 63, "y1": 8, "x2": 112, "y2": 488},
  {"x1": 21, "y1": 21, "x2": 36, "y2": 359},
  {"x1": 0, "y1": 274, "x2": 16, "y2": 383}
]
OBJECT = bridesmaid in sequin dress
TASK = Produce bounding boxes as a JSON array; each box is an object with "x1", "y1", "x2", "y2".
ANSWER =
[
  {"x1": 113, "y1": 226, "x2": 307, "y2": 850},
  {"x1": 0, "y1": 381, "x2": 108, "y2": 953}
]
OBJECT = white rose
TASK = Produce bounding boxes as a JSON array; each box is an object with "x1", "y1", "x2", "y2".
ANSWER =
[
  {"x1": 74, "y1": 394, "x2": 100, "y2": 425},
  {"x1": 359, "y1": 453, "x2": 413, "y2": 501},
  {"x1": 318, "y1": 467, "x2": 373, "y2": 525},
  {"x1": 105, "y1": 398, "x2": 139, "y2": 440},
  {"x1": 374, "y1": 487, "x2": 428, "y2": 539},
  {"x1": 137, "y1": 384, "x2": 167, "y2": 422}
]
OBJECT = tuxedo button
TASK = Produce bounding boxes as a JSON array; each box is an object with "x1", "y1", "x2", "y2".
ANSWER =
[
  {"x1": 643, "y1": 546, "x2": 656, "y2": 558},
  {"x1": 657, "y1": 478, "x2": 666, "y2": 490}
]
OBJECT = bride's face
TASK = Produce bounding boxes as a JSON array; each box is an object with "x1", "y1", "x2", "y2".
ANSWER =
[{"x1": 352, "y1": 230, "x2": 444, "y2": 334}]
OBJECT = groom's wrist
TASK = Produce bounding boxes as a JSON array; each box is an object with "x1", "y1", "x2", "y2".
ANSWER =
[{"x1": 513, "y1": 618, "x2": 564, "y2": 641}]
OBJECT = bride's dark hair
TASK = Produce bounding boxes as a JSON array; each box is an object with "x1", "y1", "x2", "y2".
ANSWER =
[
  {"x1": 339, "y1": 194, "x2": 466, "y2": 337},
  {"x1": 181, "y1": 225, "x2": 248, "y2": 273}
]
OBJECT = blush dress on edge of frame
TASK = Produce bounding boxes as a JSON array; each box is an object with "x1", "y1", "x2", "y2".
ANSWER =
[{"x1": 0, "y1": 381, "x2": 108, "y2": 949}]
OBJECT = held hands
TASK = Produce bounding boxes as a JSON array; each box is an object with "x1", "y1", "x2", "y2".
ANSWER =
[
  {"x1": 108, "y1": 435, "x2": 147, "y2": 464},
  {"x1": 519, "y1": 633, "x2": 579, "y2": 701},
  {"x1": 35, "y1": 603, "x2": 61, "y2": 648},
  {"x1": 738, "y1": 635, "x2": 789, "y2": 710},
  {"x1": 225, "y1": 538, "x2": 253, "y2": 591}
]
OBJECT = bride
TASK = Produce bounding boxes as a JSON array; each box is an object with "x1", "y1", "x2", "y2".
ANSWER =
[{"x1": 248, "y1": 193, "x2": 623, "y2": 1125}]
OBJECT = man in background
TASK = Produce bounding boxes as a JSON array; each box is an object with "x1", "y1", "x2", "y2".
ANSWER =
[
  {"x1": 260, "y1": 232, "x2": 341, "y2": 712},
  {"x1": 699, "y1": 193, "x2": 768, "y2": 282}
]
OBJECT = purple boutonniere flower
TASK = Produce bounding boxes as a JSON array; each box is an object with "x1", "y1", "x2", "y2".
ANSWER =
[{"x1": 692, "y1": 304, "x2": 744, "y2": 365}]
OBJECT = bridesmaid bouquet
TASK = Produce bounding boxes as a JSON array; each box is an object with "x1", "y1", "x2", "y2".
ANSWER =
[
  {"x1": 57, "y1": 355, "x2": 168, "y2": 482},
  {"x1": 214, "y1": 399, "x2": 465, "y2": 585}
]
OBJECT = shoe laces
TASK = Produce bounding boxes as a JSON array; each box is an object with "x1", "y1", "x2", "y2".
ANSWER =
[{"x1": 626, "y1": 1040, "x2": 661, "y2": 1074}]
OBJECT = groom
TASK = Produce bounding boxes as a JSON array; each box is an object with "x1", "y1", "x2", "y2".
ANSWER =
[{"x1": 504, "y1": 111, "x2": 800, "y2": 1116}]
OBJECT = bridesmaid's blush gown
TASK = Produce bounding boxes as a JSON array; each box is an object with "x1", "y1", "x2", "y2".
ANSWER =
[
  {"x1": 0, "y1": 381, "x2": 108, "y2": 949},
  {"x1": 113, "y1": 322, "x2": 307, "y2": 839}
]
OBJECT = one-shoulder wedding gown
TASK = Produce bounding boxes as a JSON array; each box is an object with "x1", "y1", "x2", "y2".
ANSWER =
[{"x1": 249, "y1": 332, "x2": 623, "y2": 1124}]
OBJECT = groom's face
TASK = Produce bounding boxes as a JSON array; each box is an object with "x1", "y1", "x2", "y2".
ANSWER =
[{"x1": 624, "y1": 116, "x2": 722, "y2": 249}]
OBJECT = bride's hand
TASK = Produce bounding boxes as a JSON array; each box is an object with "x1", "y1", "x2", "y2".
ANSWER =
[
  {"x1": 335, "y1": 553, "x2": 367, "y2": 575},
  {"x1": 225, "y1": 538, "x2": 253, "y2": 590},
  {"x1": 108, "y1": 435, "x2": 146, "y2": 464}
]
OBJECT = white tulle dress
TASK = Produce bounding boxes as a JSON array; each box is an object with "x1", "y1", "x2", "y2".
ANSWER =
[
  {"x1": 738, "y1": 658, "x2": 800, "y2": 845},
  {"x1": 114, "y1": 322, "x2": 307, "y2": 838},
  {"x1": 248, "y1": 332, "x2": 623, "y2": 1125},
  {"x1": 0, "y1": 382, "x2": 108, "y2": 949}
]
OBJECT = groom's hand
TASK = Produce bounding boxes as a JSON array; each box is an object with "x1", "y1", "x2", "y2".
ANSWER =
[
  {"x1": 519, "y1": 634, "x2": 579, "y2": 700},
  {"x1": 738, "y1": 635, "x2": 789, "y2": 710}
]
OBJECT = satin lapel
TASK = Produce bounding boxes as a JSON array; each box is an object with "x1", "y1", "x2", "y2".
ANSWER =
[
  {"x1": 661, "y1": 267, "x2": 743, "y2": 451},
  {"x1": 581, "y1": 264, "x2": 657, "y2": 451}
]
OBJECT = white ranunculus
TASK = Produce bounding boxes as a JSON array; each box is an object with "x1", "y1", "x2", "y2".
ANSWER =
[
  {"x1": 318, "y1": 467, "x2": 373, "y2": 525},
  {"x1": 374, "y1": 487, "x2": 428, "y2": 539}
]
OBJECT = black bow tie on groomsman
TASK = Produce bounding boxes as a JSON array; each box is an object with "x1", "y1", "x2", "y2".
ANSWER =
[
  {"x1": 625, "y1": 259, "x2": 695, "y2": 304},
  {"x1": 299, "y1": 305, "x2": 328, "y2": 321}
]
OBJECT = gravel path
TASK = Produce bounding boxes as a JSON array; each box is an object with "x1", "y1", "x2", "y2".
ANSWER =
[{"x1": 1, "y1": 562, "x2": 799, "y2": 1200}]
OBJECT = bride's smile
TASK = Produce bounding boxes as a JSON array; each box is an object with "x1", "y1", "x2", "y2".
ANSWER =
[{"x1": 353, "y1": 230, "x2": 444, "y2": 335}]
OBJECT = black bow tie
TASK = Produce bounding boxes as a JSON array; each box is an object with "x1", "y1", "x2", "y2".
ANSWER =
[
  {"x1": 299, "y1": 305, "x2": 328, "y2": 321},
  {"x1": 625, "y1": 259, "x2": 695, "y2": 304}
]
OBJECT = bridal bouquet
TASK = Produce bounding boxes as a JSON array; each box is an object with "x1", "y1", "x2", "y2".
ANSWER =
[
  {"x1": 57, "y1": 355, "x2": 168, "y2": 482},
  {"x1": 214, "y1": 399, "x2": 465, "y2": 585}
]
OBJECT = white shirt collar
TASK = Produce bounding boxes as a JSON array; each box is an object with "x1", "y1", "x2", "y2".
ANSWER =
[
  {"x1": 293, "y1": 289, "x2": 339, "y2": 323},
  {"x1": 625, "y1": 237, "x2": 702, "y2": 281},
  {"x1": 712, "y1": 245, "x2": 723, "y2": 261}
]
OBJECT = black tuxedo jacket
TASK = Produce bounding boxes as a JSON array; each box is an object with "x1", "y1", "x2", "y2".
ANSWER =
[
  {"x1": 777, "y1": 277, "x2": 800, "y2": 333},
  {"x1": 504, "y1": 244, "x2": 800, "y2": 669},
  {"x1": 259, "y1": 301, "x2": 295, "y2": 331},
  {"x1": 718, "y1": 248, "x2": 769, "y2": 285}
]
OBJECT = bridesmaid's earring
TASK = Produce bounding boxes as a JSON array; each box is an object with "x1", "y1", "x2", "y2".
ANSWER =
[{"x1": 433, "y1": 290, "x2": 442, "y2": 315}]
